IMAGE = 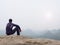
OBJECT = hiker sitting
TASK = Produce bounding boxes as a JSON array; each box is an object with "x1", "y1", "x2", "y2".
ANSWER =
[{"x1": 6, "y1": 19, "x2": 21, "y2": 35}]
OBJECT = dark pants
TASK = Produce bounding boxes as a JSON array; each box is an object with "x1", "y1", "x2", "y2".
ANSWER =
[{"x1": 7, "y1": 27, "x2": 20, "y2": 35}]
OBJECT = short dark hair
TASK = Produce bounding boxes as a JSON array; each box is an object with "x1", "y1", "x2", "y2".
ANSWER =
[{"x1": 9, "y1": 19, "x2": 12, "y2": 22}]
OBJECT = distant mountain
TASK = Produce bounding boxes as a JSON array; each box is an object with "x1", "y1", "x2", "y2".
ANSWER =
[
  {"x1": 0, "y1": 30, "x2": 5, "y2": 36},
  {"x1": 21, "y1": 29, "x2": 60, "y2": 40},
  {"x1": 21, "y1": 29, "x2": 48, "y2": 38},
  {"x1": 1, "y1": 29, "x2": 60, "y2": 40},
  {"x1": 39, "y1": 29, "x2": 60, "y2": 40},
  {"x1": 21, "y1": 29, "x2": 38, "y2": 37}
]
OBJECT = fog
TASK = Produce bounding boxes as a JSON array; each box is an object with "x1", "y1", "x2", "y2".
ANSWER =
[{"x1": 0, "y1": 0, "x2": 60, "y2": 31}]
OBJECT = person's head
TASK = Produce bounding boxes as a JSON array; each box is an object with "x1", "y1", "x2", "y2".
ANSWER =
[{"x1": 9, "y1": 19, "x2": 12, "y2": 23}]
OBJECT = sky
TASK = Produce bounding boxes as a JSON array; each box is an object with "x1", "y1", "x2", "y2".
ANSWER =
[{"x1": 0, "y1": 0, "x2": 60, "y2": 31}]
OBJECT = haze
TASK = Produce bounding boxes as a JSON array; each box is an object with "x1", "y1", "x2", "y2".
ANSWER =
[{"x1": 0, "y1": 0, "x2": 60, "y2": 31}]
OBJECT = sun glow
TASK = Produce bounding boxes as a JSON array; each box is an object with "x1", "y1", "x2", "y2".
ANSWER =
[{"x1": 45, "y1": 12, "x2": 53, "y2": 20}]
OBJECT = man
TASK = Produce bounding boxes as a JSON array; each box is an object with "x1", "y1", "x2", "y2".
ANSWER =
[{"x1": 6, "y1": 19, "x2": 21, "y2": 35}]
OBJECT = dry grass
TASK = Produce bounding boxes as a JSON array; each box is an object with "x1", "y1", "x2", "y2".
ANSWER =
[{"x1": 0, "y1": 35, "x2": 60, "y2": 45}]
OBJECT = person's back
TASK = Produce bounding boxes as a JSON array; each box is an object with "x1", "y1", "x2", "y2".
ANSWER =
[
  {"x1": 6, "y1": 19, "x2": 21, "y2": 35},
  {"x1": 6, "y1": 23, "x2": 13, "y2": 34}
]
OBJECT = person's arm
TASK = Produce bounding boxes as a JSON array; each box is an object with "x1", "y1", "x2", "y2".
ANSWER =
[
  {"x1": 12, "y1": 23, "x2": 21, "y2": 32},
  {"x1": 12, "y1": 23, "x2": 18, "y2": 26}
]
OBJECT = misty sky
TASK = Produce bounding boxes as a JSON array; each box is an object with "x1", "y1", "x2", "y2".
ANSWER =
[{"x1": 0, "y1": 0, "x2": 60, "y2": 31}]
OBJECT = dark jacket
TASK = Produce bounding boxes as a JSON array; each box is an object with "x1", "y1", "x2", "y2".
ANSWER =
[{"x1": 6, "y1": 22, "x2": 20, "y2": 34}]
